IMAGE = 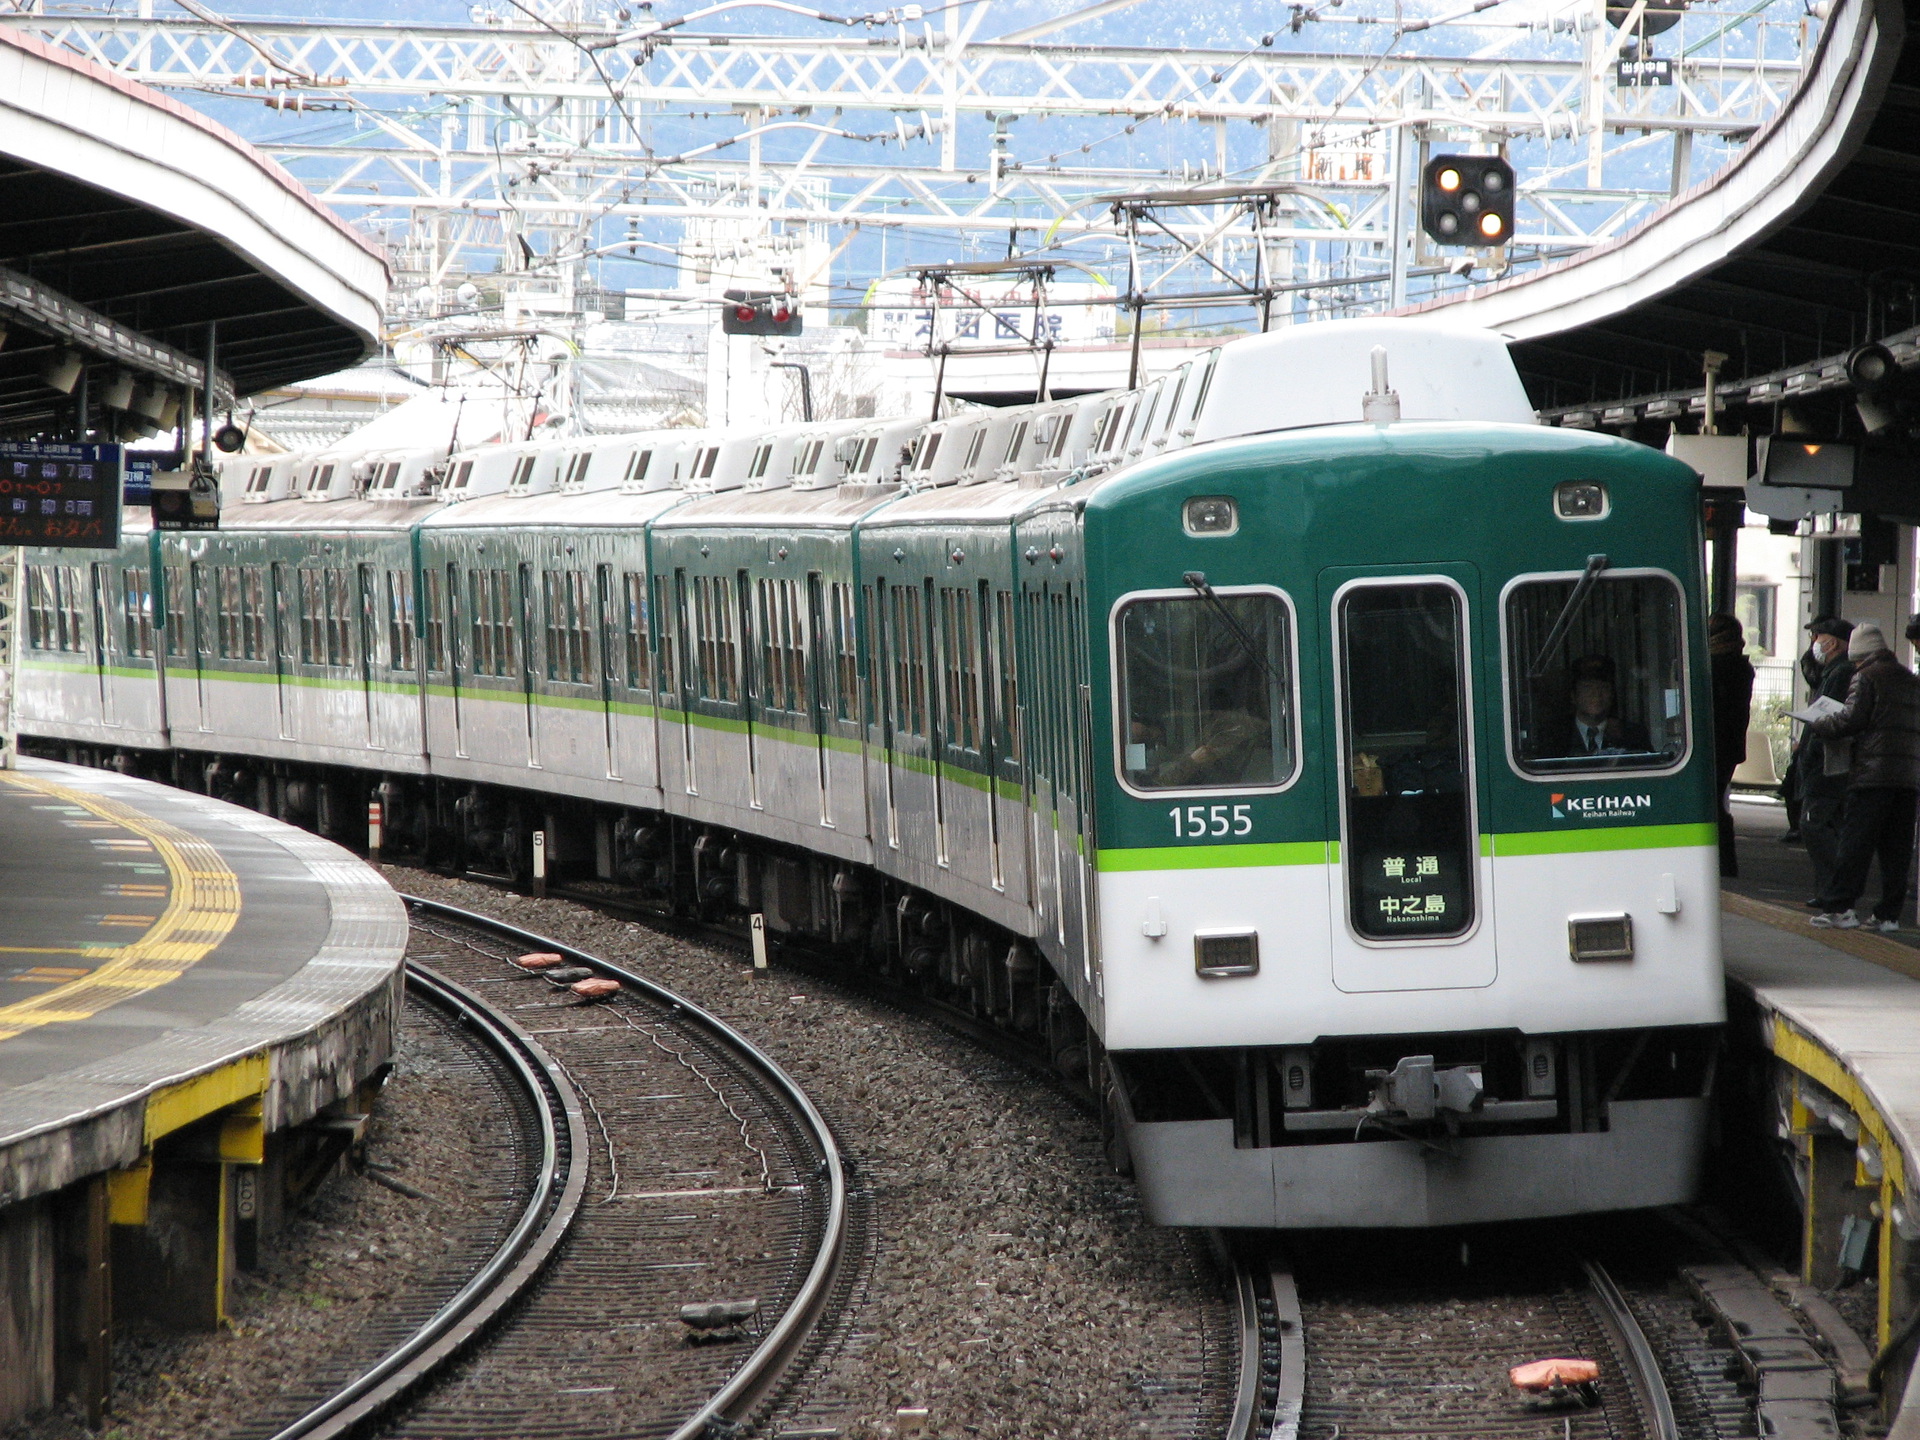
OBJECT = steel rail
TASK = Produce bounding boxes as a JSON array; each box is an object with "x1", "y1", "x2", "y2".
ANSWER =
[
  {"x1": 1225, "y1": 1249, "x2": 1305, "y2": 1440},
  {"x1": 267, "y1": 958, "x2": 590, "y2": 1440},
  {"x1": 1583, "y1": 1257, "x2": 1682, "y2": 1440},
  {"x1": 400, "y1": 894, "x2": 851, "y2": 1440}
]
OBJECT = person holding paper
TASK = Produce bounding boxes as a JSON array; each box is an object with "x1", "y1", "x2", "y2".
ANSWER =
[
  {"x1": 1807, "y1": 621, "x2": 1920, "y2": 930},
  {"x1": 1795, "y1": 616, "x2": 1857, "y2": 902}
]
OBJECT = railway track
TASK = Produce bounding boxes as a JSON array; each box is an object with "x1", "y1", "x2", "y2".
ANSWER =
[
  {"x1": 1223, "y1": 1236, "x2": 1686, "y2": 1440},
  {"x1": 253, "y1": 897, "x2": 848, "y2": 1440}
]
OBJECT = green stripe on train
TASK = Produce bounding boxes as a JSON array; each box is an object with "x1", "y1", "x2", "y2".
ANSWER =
[
  {"x1": 1098, "y1": 823, "x2": 1713, "y2": 872},
  {"x1": 1489, "y1": 823, "x2": 1718, "y2": 856},
  {"x1": 1096, "y1": 841, "x2": 1331, "y2": 872}
]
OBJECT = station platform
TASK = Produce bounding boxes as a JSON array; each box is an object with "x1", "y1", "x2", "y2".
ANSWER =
[
  {"x1": 0, "y1": 757, "x2": 406, "y2": 1426},
  {"x1": 1717, "y1": 802, "x2": 1920, "y2": 1434}
]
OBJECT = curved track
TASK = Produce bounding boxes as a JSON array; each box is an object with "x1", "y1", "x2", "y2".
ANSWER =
[
  {"x1": 1234, "y1": 1242, "x2": 1681, "y2": 1440},
  {"x1": 264, "y1": 897, "x2": 848, "y2": 1440}
]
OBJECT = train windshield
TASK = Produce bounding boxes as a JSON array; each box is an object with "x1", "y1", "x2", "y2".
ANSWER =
[
  {"x1": 1339, "y1": 582, "x2": 1475, "y2": 941},
  {"x1": 1505, "y1": 573, "x2": 1687, "y2": 775},
  {"x1": 1116, "y1": 590, "x2": 1293, "y2": 791}
]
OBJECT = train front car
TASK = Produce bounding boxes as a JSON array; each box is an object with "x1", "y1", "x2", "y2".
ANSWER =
[{"x1": 1084, "y1": 410, "x2": 1723, "y2": 1228}]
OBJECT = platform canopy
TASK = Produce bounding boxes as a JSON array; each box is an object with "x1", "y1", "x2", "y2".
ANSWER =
[
  {"x1": 0, "y1": 28, "x2": 386, "y2": 438},
  {"x1": 1416, "y1": 0, "x2": 1919, "y2": 433}
]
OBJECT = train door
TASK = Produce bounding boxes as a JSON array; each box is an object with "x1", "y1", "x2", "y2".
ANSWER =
[
  {"x1": 806, "y1": 572, "x2": 832, "y2": 826},
  {"x1": 736, "y1": 570, "x2": 762, "y2": 810},
  {"x1": 1320, "y1": 566, "x2": 1496, "y2": 992},
  {"x1": 190, "y1": 560, "x2": 212, "y2": 731},
  {"x1": 926, "y1": 578, "x2": 949, "y2": 866},
  {"x1": 979, "y1": 581, "x2": 1004, "y2": 890},
  {"x1": 874, "y1": 580, "x2": 899, "y2": 847},
  {"x1": 90, "y1": 564, "x2": 118, "y2": 728},
  {"x1": 447, "y1": 563, "x2": 467, "y2": 758},
  {"x1": 596, "y1": 564, "x2": 622, "y2": 779},
  {"x1": 358, "y1": 564, "x2": 383, "y2": 750},
  {"x1": 271, "y1": 562, "x2": 295, "y2": 740},
  {"x1": 674, "y1": 569, "x2": 698, "y2": 794},
  {"x1": 516, "y1": 562, "x2": 539, "y2": 767}
]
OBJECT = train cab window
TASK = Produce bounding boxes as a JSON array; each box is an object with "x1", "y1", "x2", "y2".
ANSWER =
[
  {"x1": 1339, "y1": 582, "x2": 1475, "y2": 940},
  {"x1": 1115, "y1": 589, "x2": 1293, "y2": 792},
  {"x1": 1505, "y1": 572, "x2": 1687, "y2": 775}
]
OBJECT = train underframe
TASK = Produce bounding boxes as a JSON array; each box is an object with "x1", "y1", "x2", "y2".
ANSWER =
[{"x1": 34, "y1": 737, "x2": 1719, "y2": 1231}]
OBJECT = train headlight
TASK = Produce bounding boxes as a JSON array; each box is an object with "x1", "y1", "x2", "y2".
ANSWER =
[
  {"x1": 1183, "y1": 495, "x2": 1238, "y2": 536},
  {"x1": 1568, "y1": 913, "x2": 1634, "y2": 962},
  {"x1": 1553, "y1": 481, "x2": 1608, "y2": 520}
]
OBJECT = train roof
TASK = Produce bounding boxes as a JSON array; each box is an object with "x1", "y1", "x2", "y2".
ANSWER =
[
  {"x1": 420, "y1": 488, "x2": 690, "y2": 530},
  {"x1": 202, "y1": 496, "x2": 441, "y2": 533},
  {"x1": 648, "y1": 484, "x2": 906, "y2": 532}
]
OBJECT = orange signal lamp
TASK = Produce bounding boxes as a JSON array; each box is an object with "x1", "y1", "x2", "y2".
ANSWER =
[
  {"x1": 1437, "y1": 167, "x2": 1462, "y2": 192},
  {"x1": 1479, "y1": 213, "x2": 1505, "y2": 239}
]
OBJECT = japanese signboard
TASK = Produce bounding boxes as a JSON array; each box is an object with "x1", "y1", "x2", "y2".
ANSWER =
[
  {"x1": 864, "y1": 276, "x2": 1116, "y2": 351},
  {"x1": 0, "y1": 442, "x2": 122, "y2": 550}
]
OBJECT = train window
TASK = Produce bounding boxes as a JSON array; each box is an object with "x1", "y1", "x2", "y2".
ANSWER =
[
  {"x1": 122, "y1": 568, "x2": 154, "y2": 658},
  {"x1": 421, "y1": 570, "x2": 445, "y2": 673},
  {"x1": 469, "y1": 569, "x2": 515, "y2": 678},
  {"x1": 1338, "y1": 582, "x2": 1475, "y2": 941},
  {"x1": 216, "y1": 567, "x2": 240, "y2": 658},
  {"x1": 1116, "y1": 588, "x2": 1294, "y2": 793},
  {"x1": 692, "y1": 573, "x2": 739, "y2": 703},
  {"x1": 1002, "y1": 422, "x2": 1029, "y2": 468},
  {"x1": 387, "y1": 571, "x2": 416, "y2": 672},
  {"x1": 163, "y1": 566, "x2": 187, "y2": 657},
  {"x1": 829, "y1": 582, "x2": 857, "y2": 722},
  {"x1": 996, "y1": 589, "x2": 1020, "y2": 767},
  {"x1": 544, "y1": 570, "x2": 593, "y2": 684},
  {"x1": 624, "y1": 573, "x2": 651, "y2": 691},
  {"x1": 1505, "y1": 572, "x2": 1687, "y2": 775},
  {"x1": 656, "y1": 574, "x2": 678, "y2": 698},
  {"x1": 243, "y1": 568, "x2": 266, "y2": 660}
]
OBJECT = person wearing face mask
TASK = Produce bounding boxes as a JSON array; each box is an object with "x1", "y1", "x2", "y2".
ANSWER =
[{"x1": 1796, "y1": 616, "x2": 1856, "y2": 903}]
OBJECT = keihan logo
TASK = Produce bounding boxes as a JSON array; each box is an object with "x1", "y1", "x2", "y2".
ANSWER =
[{"x1": 1553, "y1": 792, "x2": 1653, "y2": 821}]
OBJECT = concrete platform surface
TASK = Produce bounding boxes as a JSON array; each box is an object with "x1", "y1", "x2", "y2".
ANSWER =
[{"x1": 0, "y1": 757, "x2": 407, "y2": 1207}]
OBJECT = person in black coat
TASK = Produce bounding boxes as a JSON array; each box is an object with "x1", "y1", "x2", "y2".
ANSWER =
[
  {"x1": 1797, "y1": 616, "x2": 1857, "y2": 902},
  {"x1": 1708, "y1": 613, "x2": 1755, "y2": 878}
]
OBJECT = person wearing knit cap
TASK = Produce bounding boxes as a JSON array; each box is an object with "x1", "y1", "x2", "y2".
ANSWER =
[
  {"x1": 1794, "y1": 615, "x2": 1858, "y2": 900},
  {"x1": 1707, "y1": 613, "x2": 1754, "y2": 877},
  {"x1": 1807, "y1": 619, "x2": 1920, "y2": 930}
]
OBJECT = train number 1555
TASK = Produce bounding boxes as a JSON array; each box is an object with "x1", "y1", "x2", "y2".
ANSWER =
[{"x1": 1169, "y1": 804, "x2": 1252, "y2": 838}]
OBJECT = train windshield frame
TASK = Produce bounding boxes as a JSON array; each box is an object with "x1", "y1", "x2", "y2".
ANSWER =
[
  {"x1": 1501, "y1": 568, "x2": 1690, "y2": 779},
  {"x1": 1335, "y1": 578, "x2": 1478, "y2": 943},
  {"x1": 1110, "y1": 585, "x2": 1299, "y2": 796}
]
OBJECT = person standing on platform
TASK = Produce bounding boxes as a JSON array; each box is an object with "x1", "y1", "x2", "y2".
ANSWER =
[
  {"x1": 1797, "y1": 616, "x2": 1857, "y2": 903},
  {"x1": 1808, "y1": 621, "x2": 1920, "y2": 931},
  {"x1": 1709, "y1": 613, "x2": 1755, "y2": 878}
]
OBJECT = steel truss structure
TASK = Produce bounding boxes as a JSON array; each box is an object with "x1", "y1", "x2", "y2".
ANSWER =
[{"x1": 1, "y1": 1, "x2": 1817, "y2": 320}]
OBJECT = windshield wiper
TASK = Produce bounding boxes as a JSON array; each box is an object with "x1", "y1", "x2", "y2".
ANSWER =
[
  {"x1": 1183, "y1": 571, "x2": 1288, "y2": 692},
  {"x1": 1529, "y1": 554, "x2": 1610, "y2": 679}
]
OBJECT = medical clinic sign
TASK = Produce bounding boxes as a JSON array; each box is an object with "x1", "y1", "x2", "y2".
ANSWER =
[
  {"x1": 0, "y1": 442, "x2": 122, "y2": 550},
  {"x1": 865, "y1": 276, "x2": 1116, "y2": 350}
]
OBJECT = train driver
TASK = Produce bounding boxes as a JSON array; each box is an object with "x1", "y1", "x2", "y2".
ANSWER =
[{"x1": 1548, "y1": 653, "x2": 1651, "y2": 759}]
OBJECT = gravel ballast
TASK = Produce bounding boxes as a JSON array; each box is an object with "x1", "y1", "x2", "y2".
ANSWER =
[
  {"x1": 389, "y1": 872, "x2": 1234, "y2": 1440},
  {"x1": 5, "y1": 871, "x2": 1233, "y2": 1440}
]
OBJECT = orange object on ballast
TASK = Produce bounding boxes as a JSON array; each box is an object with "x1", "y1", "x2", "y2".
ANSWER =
[
  {"x1": 1509, "y1": 1359, "x2": 1600, "y2": 1390},
  {"x1": 571, "y1": 977, "x2": 621, "y2": 999},
  {"x1": 515, "y1": 952, "x2": 565, "y2": 969}
]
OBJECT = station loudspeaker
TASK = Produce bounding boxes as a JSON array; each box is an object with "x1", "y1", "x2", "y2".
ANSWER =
[
  {"x1": 720, "y1": 289, "x2": 803, "y2": 338},
  {"x1": 1420, "y1": 154, "x2": 1516, "y2": 247}
]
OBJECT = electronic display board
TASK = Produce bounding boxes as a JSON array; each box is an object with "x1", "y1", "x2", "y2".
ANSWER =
[{"x1": 0, "y1": 443, "x2": 123, "y2": 550}]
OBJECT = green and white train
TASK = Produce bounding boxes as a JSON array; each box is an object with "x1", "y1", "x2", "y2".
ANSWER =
[{"x1": 19, "y1": 319, "x2": 1725, "y2": 1228}]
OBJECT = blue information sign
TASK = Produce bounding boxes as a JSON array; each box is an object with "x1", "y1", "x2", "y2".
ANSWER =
[{"x1": 0, "y1": 442, "x2": 123, "y2": 550}]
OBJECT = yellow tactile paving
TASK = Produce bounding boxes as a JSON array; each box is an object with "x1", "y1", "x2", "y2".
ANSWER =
[{"x1": 0, "y1": 773, "x2": 241, "y2": 1043}]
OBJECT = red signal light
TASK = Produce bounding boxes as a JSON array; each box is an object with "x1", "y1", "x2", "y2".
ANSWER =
[{"x1": 733, "y1": 302, "x2": 757, "y2": 323}]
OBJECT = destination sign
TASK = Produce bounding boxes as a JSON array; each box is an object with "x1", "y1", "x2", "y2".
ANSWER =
[{"x1": 0, "y1": 443, "x2": 123, "y2": 550}]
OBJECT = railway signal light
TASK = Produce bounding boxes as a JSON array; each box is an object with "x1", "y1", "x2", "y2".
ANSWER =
[
  {"x1": 1421, "y1": 154, "x2": 1515, "y2": 248},
  {"x1": 720, "y1": 289, "x2": 803, "y2": 337}
]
